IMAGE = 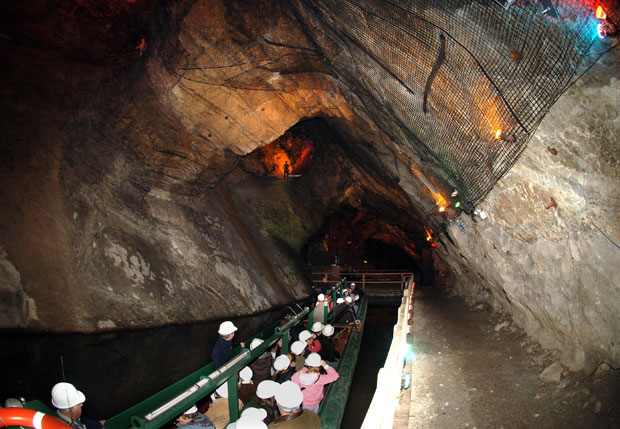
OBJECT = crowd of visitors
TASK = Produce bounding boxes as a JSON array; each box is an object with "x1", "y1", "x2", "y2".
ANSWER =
[{"x1": 31, "y1": 279, "x2": 360, "y2": 429}]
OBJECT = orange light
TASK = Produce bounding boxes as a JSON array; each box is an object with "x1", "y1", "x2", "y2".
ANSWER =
[
  {"x1": 495, "y1": 129, "x2": 502, "y2": 140},
  {"x1": 596, "y1": 6, "x2": 607, "y2": 20},
  {"x1": 438, "y1": 206, "x2": 445, "y2": 213},
  {"x1": 426, "y1": 236, "x2": 432, "y2": 242}
]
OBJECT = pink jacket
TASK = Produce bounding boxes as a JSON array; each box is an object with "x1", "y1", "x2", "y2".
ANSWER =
[{"x1": 291, "y1": 366, "x2": 339, "y2": 407}]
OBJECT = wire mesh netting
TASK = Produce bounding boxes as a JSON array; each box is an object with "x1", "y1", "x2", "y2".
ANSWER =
[
  {"x1": 288, "y1": 0, "x2": 608, "y2": 209},
  {"x1": 174, "y1": 0, "x2": 611, "y2": 215}
]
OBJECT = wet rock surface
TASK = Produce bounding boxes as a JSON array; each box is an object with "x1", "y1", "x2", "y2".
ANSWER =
[{"x1": 407, "y1": 290, "x2": 620, "y2": 428}]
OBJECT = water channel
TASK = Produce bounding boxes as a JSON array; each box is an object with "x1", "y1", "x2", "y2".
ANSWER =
[{"x1": 1, "y1": 303, "x2": 398, "y2": 427}]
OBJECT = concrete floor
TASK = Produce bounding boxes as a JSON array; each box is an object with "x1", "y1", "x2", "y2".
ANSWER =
[{"x1": 397, "y1": 289, "x2": 620, "y2": 429}]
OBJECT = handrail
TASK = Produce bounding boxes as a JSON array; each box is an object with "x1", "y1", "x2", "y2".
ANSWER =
[
  {"x1": 361, "y1": 278, "x2": 415, "y2": 428},
  {"x1": 102, "y1": 307, "x2": 310, "y2": 429}
]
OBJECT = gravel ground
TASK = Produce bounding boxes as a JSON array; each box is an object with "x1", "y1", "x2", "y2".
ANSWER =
[{"x1": 406, "y1": 290, "x2": 620, "y2": 429}]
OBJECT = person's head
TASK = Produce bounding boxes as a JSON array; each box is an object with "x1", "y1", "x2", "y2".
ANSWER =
[
  {"x1": 176, "y1": 405, "x2": 198, "y2": 426},
  {"x1": 286, "y1": 352, "x2": 297, "y2": 366},
  {"x1": 350, "y1": 282, "x2": 356, "y2": 290},
  {"x1": 51, "y1": 382, "x2": 85, "y2": 421},
  {"x1": 298, "y1": 330, "x2": 312, "y2": 343},
  {"x1": 218, "y1": 321, "x2": 238, "y2": 340},
  {"x1": 256, "y1": 380, "x2": 279, "y2": 401},
  {"x1": 345, "y1": 296, "x2": 353, "y2": 305},
  {"x1": 311, "y1": 322, "x2": 324, "y2": 334},
  {"x1": 239, "y1": 366, "x2": 253, "y2": 384},
  {"x1": 322, "y1": 324, "x2": 334, "y2": 337},
  {"x1": 290, "y1": 341, "x2": 305, "y2": 356},
  {"x1": 274, "y1": 381, "x2": 303, "y2": 416},
  {"x1": 273, "y1": 355, "x2": 290, "y2": 373},
  {"x1": 304, "y1": 353, "x2": 322, "y2": 373}
]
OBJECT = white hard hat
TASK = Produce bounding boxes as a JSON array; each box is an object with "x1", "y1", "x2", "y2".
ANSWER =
[
  {"x1": 275, "y1": 381, "x2": 303, "y2": 409},
  {"x1": 350, "y1": 283, "x2": 356, "y2": 286},
  {"x1": 218, "y1": 321, "x2": 238, "y2": 336},
  {"x1": 336, "y1": 298, "x2": 344, "y2": 304},
  {"x1": 183, "y1": 405, "x2": 198, "y2": 415},
  {"x1": 51, "y1": 382, "x2": 86, "y2": 409},
  {"x1": 273, "y1": 355, "x2": 290, "y2": 371},
  {"x1": 256, "y1": 380, "x2": 279, "y2": 399},
  {"x1": 298, "y1": 330, "x2": 312, "y2": 342},
  {"x1": 239, "y1": 366, "x2": 253, "y2": 383},
  {"x1": 235, "y1": 416, "x2": 268, "y2": 429},
  {"x1": 317, "y1": 294, "x2": 325, "y2": 302},
  {"x1": 345, "y1": 296, "x2": 352, "y2": 303},
  {"x1": 311, "y1": 321, "x2": 324, "y2": 333},
  {"x1": 305, "y1": 352, "x2": 321, "y2": 367},
  {"x1": 322, "y1": 324, "x2": 334, "y2": 337},
  {"x1": 216, "y1": 383, "x2": 229, "y2": 399},
  {"x1": 290, "y1": 341, "x2": 306, "y2": 355},
  {"x1": 250, "y1": 338, "x2": 264, "y2": 350},
  {"x1": 241, "y1": 407, "x2": 268, "y2": 421}
]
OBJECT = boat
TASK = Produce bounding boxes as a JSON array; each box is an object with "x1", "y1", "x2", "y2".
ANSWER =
[{"x1": 6, "y1": 296, "x2": 368, "y2": 429}]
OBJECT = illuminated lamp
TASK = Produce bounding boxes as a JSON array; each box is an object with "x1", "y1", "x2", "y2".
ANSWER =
[
  {"x1": 495, "y1": 129, "x2": 515, "y2": 142},
  {"x1": 431, "y1": 242, "x2": 436, "y2": 248},
  {"x1": 595, "y1": 6, "x2": 618, "y2": 39},
  {"x1": 426, "y1": 236, "x2": 432, "y2": 242},
  {"x1": 454, "y1": 201, "x2": 461, "y2": 209},
  {"x1": 438, "y1": 206, "x2": 445, "y2": 213}
]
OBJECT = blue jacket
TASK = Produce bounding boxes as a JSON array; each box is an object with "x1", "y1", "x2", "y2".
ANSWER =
[{"x1": 212, "y1": 336, "x2": 233, "y2": 369}]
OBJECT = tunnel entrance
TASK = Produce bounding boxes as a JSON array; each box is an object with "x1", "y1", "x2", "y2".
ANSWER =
[{"x1": 363, "y1": 238, "x2": 419, "y2": 271}]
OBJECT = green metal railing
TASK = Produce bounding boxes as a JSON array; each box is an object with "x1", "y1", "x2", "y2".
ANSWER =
[{"x1": 103, "y1": 307, "x2": 310, "y2": 429}]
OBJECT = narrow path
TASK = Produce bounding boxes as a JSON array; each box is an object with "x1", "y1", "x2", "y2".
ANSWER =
[{"x1": 405, "y1": 289, "x2": 620, "y2": 428}]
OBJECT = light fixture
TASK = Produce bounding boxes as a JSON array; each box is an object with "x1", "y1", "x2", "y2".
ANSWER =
[
  {"x1": 438, "y1": 206, "x2": 445, "y2": 213},
  {"x1": 451, "y1": 189, "x2": 458, "y2": 197},
  {"x1": 495, "y1": 129, "x2": 515, "y2": 142},
  {"x1": 454, "y1": 201, "x2": 462, "y2": 209},
  {"x1": 595, "y1": 6, "x2": 618, "y2": 39}
]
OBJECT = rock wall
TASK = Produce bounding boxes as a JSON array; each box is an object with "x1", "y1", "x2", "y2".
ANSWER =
[{"x1": 436, "y1": 51, "x2": 620, "y2": 371}]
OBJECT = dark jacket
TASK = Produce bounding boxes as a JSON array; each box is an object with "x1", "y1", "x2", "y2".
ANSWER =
[
  {"x1": 274, "y1": 366, "x2": 295, "y2": 383},
  {"x1": 317, "y1": 335, "x2": 336, "y2": 361},
  {"x1": 250, "y1": 351, "x2": 273, "y2": 384},
  {"x1": 212, "y1": 337, "x2": 233, "y2": 369},
  {"x1": 333, "y1": 304, "x2": 355, "y2": 324}
]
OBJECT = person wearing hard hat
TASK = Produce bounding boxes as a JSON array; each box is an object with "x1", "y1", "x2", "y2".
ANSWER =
[
  {"x1": 213, "y1": 321, "x2": 238, "y2": 369},
  {"x1": 237, "y1": 366, "x2": 256, "y2": 406},
  {"x1": 291, "y1": 353, "x2": 339, "y2": 413},
  {"x1": 51, "y1": 382, "x2": 104, "y2": 429},
  {"x1": 289, "y1": 341, "x2": 306, "y2": 370},
  {"x1": 205, "y1": 383, "x2": 243, "y2": 429},
  {"x1": 317, "y1": 324, "x2": 338, "y2": 368},
  {"x1": 175, "y1": 405, "x2": 215, "y2": 429},
  {"x1": 299, "y1": 329, "x2": 321, "y2": 354},
  {"x1": 312, "y1": 294, "x2": 329, "y2": 324},
  {"x1": 255, "y1": 380, "x2": 279, "y2": 425},
  {"x1": 273, "y1": 354, "x2": 295, "y2": 383},
  {"x1": 249, "y1": 338, "x2": 273, "y2": 385},
  {"x1": 269, "y1": 381, "x2": 321, "y2": 428}
]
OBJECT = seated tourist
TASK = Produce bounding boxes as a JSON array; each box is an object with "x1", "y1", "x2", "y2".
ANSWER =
[
  {"x1": 255, "y1": 380, "x2": 279, "y2": 425},
  {"x1": 175, "y1": 405, "x2": 215, "y2": 429},
  {"x1": 317, "y1": 324, "x2": 339, "y2": 367},
  {"x1": 269, "y1": 381, "x2": 321, "y2": 428},
  {"x1": 291, "y1": 353, "x2": 339, "y2": 413},
  {"x1": 273, "y1": 354, "x2": 295, "y2": 383},
  {"x1": 51, "y1": 382, "x2": 105, "y2": 429},
  {"x1": 249, "y1": 338, "x2": 273, "y2": 385},
  {"x1": 237, "y1": 366, "x2": 256, "y2": 406},
  {"x1": 289, "y1": 341, "x2": 306, "y2": 370},
  {"x1": 205, "y1": 383, "x2": 243, "y2": 429}
]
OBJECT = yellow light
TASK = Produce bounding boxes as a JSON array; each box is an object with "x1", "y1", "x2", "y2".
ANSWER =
[
  {"x1": 426, "y1": 236, "x2": 432, "y2": 242},
  {"x1": 596, "y1": 6, "x2": 607, "y2": 20},
  {"x1": 495, "y1": 129, "x2": 502, "y2": 140},
  {"x1": 438, "y1": 206, "x2": 445, "y2": 213}
]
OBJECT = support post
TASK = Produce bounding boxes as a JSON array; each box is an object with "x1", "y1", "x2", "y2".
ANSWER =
[{"x1": 227, "y1": 373, "x2": 239, "y2": 423}]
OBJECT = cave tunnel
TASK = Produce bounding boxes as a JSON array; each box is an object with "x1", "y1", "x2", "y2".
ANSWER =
[{"x1": 1, "y1": 0, "x2": 620, "y2": 426}]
